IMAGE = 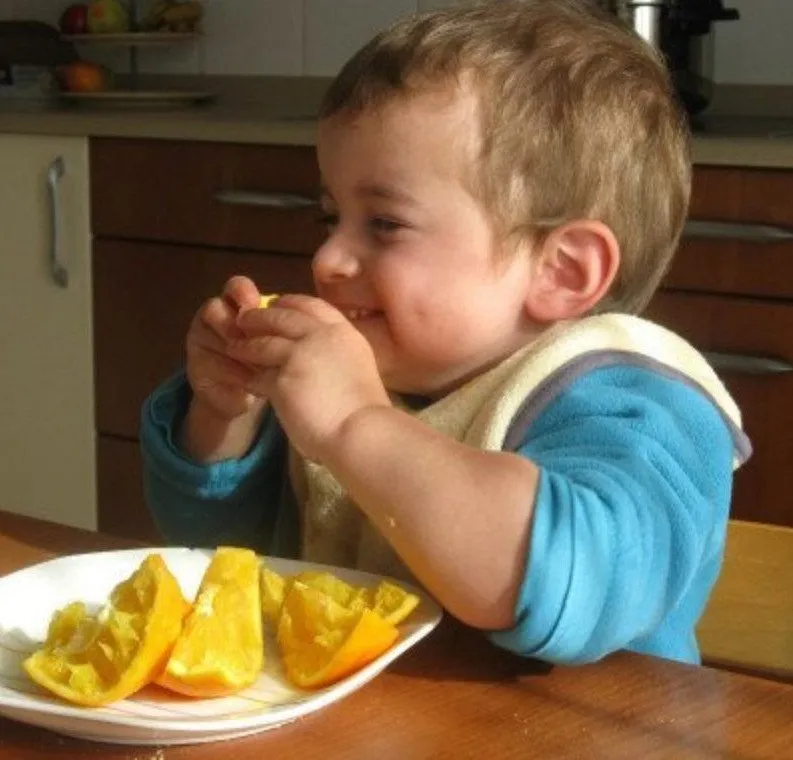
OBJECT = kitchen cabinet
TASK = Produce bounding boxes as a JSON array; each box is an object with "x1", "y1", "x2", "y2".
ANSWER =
[
  {"x1": 90, "y1": 138, "x2": 320, "y2": 541},
  {"x1": 0, "y1": 134, "x2": 96, "y2": 530},
  {"x1": 89, "y1": 136, "x2": 793, "y2": 538},
  {"x1": 647, "y1": 166, "x2": 793, "y2": 528}
]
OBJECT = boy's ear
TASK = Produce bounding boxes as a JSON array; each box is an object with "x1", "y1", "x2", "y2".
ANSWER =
[{"x1": 522, "y1": 220, "x2": 620, "y2": 322}]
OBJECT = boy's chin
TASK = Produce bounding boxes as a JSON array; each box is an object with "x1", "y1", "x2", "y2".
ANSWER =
[
  {"x1": 381, "y1": 373, "x2": 432, "y2": 399},
  {"x1": 382, "y1": 372, "x2": 459, "y2": 402}
]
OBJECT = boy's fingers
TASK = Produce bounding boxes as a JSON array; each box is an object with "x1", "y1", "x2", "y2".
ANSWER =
[
  {"x1": 199, "y1": 296, "x2": 246, "y2": 341},
  {"x1": 236, "y1": 303, "x2": 320, "y2": 340},
  {"x1": 188, "y1": 344, "x2": 255, "y2": 386},
  {"x1": 189, "y1": 318, "x2": 227, "y2": 354},
  {"x1": 226, "y1": 334, "x2": 294, "y2": 368},
  {"x1": 275, "y1": 293, "x2": 347, "y2": 323},
  {"x1": 221, "y1": 275, "x2": 261, "y2": 312}
]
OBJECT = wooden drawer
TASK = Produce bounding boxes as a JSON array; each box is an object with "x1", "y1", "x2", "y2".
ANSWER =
[
  {"x1": 97, "y1": 435, "x2": 159, "y2": 543},
  {"x1": 689, "y1": 166, "x2": 793, "y2": 226},
  {"x1": 93, "y1": 238, "x2": 315, "y2": 439},
  {"x1": 664, "y1": 166, "x2": 793, "y2": 299},
  {"x1": 90, "y1": 138, "x2": 325, "y2": 255},
  {"x1": 646, "y1": 290, "x2": 793, "y2": 527}
]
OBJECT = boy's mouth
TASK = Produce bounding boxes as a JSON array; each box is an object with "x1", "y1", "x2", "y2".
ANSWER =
[{"x1": 339, "y1": 307, "x2": 380, "y2": 321}]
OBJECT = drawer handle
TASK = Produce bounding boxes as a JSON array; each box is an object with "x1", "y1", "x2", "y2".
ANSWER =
[
  {"x1": 213, "y1": 190, "x2": 317, "y2": 210},
  {"x1": 684, "y1": 220, "x2": 793, "y2": 243},
  {"x1": 705, "y1": 351, "x2": 793, "y2": 375},
  {"x1": 46, "y1": 156, "x2": 69, "y2": 288}
]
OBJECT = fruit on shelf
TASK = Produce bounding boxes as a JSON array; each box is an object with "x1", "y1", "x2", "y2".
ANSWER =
[
  {"x1": 141, "y1": 1, "x2": 204, "y2": 33},
  {"x1": 57, "y1": 61, "x2": 113, "y2": 93},
  {"x1": 58, "y1": 3, "x2": 90, "y2": 35},
  {"x1": 86, "y1": 0, "x2": 130, "y2": 34}
]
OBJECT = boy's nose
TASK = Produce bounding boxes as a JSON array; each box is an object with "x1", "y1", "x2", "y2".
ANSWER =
[{"x1": 312, "y1": 236, "x2": 362, "y2": 283}]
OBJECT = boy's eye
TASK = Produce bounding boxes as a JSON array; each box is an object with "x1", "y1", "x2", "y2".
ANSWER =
[
  {"x1": 316, "y1": 213, "x2": 406, "y2": 236},
  {"x1": 317, "y1": 212, "x2": 339, "y2": 228},
  {"x1": 368, "y1": 217, "x2": 403, "y2": 233}
]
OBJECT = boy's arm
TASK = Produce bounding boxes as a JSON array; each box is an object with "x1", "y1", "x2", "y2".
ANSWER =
[
  {"x1": 325, "y1": 406, "x2": 537, "y2": 629},
  {"x1": 139, "y1": 372, "x2": 290, "y2": 551},
  {"x1": 490, "y1": 366, "x2": 735, "y2": 663},
  {"x1": 324, "y1": 366, "x2": 735, "y2": 644}
]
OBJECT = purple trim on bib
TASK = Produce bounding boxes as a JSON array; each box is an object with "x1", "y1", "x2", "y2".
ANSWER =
[{"x1": 503, "y1": 351, "x2": 752, "y2": 464}]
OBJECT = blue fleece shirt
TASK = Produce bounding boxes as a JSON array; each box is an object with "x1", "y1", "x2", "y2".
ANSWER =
[{"x1": 140, "y1": 364, "x2": 736, "y2": 666}]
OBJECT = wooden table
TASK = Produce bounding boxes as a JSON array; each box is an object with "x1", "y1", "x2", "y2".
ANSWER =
[{"x1": 1, "y1": 510, "x2": 792, "y2": 759}]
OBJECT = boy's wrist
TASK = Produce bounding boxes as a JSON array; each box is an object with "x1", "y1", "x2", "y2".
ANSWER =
[
  {"x1": 323, "y1": 403, "x2": 397, "y2": 473},
  {"x1": 180, "y1": 396, "x2": 268, "y2": 464}
]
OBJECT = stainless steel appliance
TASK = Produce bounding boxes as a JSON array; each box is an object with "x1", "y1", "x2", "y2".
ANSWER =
[{"x1": 601, "y1": 1, "x2": 740, "y2": 116}]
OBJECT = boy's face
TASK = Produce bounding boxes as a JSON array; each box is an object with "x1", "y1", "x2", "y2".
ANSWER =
[{"x1": 315, "y1": 91, "x2": 538, "y2": 397}]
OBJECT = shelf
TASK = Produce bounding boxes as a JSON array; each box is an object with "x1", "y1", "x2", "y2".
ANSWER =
[
  {"x1": 58, "y1": 90, "x2": 215, "y2": 108},
  {"x1": 62, "y1": 32, "x2": 202, "y2": 46}
]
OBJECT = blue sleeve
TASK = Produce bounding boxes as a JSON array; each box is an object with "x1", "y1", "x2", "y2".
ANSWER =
[
  {"x1": 139, "y1": 372, "x2": 289, "y2": 551},
  {"x1": 488, "y1": 365, "x2": 734, "y2": 664}
]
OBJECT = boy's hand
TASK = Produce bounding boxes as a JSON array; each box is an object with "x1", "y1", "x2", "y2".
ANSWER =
[
  {"x1": 230, "y1": 294, "x2": 390, "y2": 462},
  {"x1": 185, "y1": 275, "x2": 264, "y2": 420}
]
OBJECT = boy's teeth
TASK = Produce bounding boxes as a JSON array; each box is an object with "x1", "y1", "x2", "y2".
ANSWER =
[{"x1": 345, "y1": 308, "x2": 373, "y2": 320}]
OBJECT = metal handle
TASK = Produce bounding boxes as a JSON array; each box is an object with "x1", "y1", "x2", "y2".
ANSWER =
[
  {"x1": 213, "y1": 190, "x2": 317, "y2": 210},
  {"x1": 705, "y1": 351, "x2": 793, "y2": 375},
  {"x1": 684, "y1": 219, "x2": 793, "y2": 243},
  {"x1": 46, "y1": 156, "x2": 68, "y2": 288}
]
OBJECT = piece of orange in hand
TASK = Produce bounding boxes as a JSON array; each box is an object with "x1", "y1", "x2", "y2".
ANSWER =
[
  {"x1": 277, "y1": 580, "x2": 399, "y2": 690},
  {"x1": 157, "y1": 547, "x2": 263, "y2": 698},
  {"x1": 23, "y1": 554, "x2": 188, "y2": 707}
]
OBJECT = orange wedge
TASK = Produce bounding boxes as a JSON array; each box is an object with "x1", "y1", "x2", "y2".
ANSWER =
[
  {"x1": 293, "y1": 570, "x2": 369, "y2": 612},
  {"x1": 260, "y1": 566, "x2": 419, "y2": 627},
  {"x1": 23, "y1": 554, "x2": 188, "y2": 707},
  {"x1": 368, "y1": 580, "x2": 420, "y2": 626},
  {"x1": 277, "y1": 581, "x2": 399, "y2": 689},
  {"x1": 157, "y1": 547, "x2": 263, "y2": 698},
  {"x1": 260, "y1": 564, "x2": 289, "y2": 625}
]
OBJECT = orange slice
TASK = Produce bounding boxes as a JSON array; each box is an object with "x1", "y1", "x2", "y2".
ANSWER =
[
  {"x1": 23, "y1": 554, "x2": 188, "y2": 707},
  {"x1": 260, "y1": 564, "x2": 288, "y2": 625},
  {"x1": 260, "y1": 566, "x2": 419, "y2": 627},
  {"x1": 368, "y1": 580, "x2": 420, "y2": 626},
  {"x1": 293, "y1": 570, "x2": 369, "y2": 612},
  {"x1": 157, "y1": 547, "x2": 263, "y2": 698},
  {"x1": 277, "y1": 581, "x2": 399, "y2": 689}
]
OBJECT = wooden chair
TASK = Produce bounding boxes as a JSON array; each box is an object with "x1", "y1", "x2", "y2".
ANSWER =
[{"x1": 697, "y1": 519, "x2": 793, "y2": 682}]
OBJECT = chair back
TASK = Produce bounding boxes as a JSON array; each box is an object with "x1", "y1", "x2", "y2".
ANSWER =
[{"x1": 697, "y1": 519, "x2": 793, "y2": 681}]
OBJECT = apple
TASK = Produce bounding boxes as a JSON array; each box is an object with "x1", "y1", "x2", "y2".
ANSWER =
[
  {"x1": 57, "y1": 61, "x2": 112, "y2": 93},
  {"x1": 86, "y1": 0, "x2": 130, "y2": 34},
  {"x1": 59, "y1": 3, "x2": 90, "y2": 35}
]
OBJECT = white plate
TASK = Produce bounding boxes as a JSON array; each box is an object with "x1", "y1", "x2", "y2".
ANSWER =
[{"x1": 0, "y1": 548, "x2": 442, "y2": 746}]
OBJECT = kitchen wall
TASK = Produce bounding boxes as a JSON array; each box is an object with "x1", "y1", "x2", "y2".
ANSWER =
[{"x1": 1, "y1": 0, "x2": 790, "y2": 85}]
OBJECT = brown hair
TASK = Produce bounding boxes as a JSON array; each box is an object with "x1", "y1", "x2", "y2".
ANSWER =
[{"x1": 319, "y1": 0, "x2": 691, "y2": 314}]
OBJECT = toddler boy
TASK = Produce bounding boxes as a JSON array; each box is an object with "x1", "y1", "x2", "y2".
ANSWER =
[{"x1": 141, "y1": 0, "x2": 749, "y2": 665}]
